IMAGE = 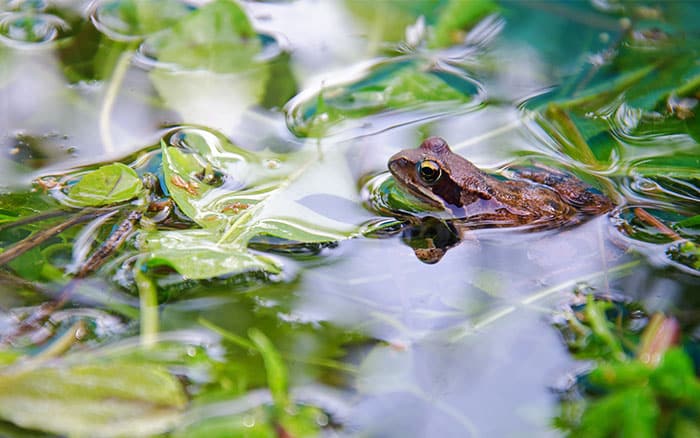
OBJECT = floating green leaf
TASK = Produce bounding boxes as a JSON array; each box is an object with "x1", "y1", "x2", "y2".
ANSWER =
[
  {"x1": 66, "y1": 163, "x2": 143, "y2": 207},
  {"x1": 0, "y1": 362, "x2": 186, "y2": 437},
  {"x1": 152, "y1": 131, "x2": 363, "y2": 277}
]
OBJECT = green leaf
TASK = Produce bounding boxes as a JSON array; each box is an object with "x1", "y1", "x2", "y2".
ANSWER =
[
  {"x1": 66, "y1": 163, "x2": 143, "y2": 207},
  {"x1": 248, "y1": 329, "x2": 289, "y2": 411},
  {"x1": 0, "y1": 362, "x2": 186, "y2": 437},
  {"x1": 161, "y1": 144, "x2": 217, "y2": 228},
  {"x1": 161, "y1": 131, "x2": 361, "y2": 243},
  {"x1": 650, "y1": 348, "x2": 700, "y2": 405},
  {"x1": 584, "y1": 295, "x2": 626, "y2": 362},
  {"x1": 576, "y1": 387, "x2": 658, "y2": 438},
  {"x1": 91, "y1": 0, "x2": 195, "y2": 38},
  {"x1": 154, "y1": 130, "x2": 366, "y2": 278},
  {"x1": 141, "y1": 229, "x2": 280, "y2": 279},
  {"x1": 430, "y1": 0, "x2": 499, "y2": 48},
  {"x1": 173, "y1": 406, "x2": 277, "y2": 438},
  {"x1": 667, "y1": 241, "x2": 700, "y2": 271},
  {"x1": 143, "y1": 0, "x2": 261, "y2": 73},
  {"x1": 286, "y1": 58, "x2": 480, "y2": 137},
  {"x1": 588, "y1": 361, "x2": 652, "y2": 389}
]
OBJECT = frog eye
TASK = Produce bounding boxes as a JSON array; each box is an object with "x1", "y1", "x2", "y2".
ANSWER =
[{"x1": 417, "y1": 160, "x2": 442, "y2": 185}]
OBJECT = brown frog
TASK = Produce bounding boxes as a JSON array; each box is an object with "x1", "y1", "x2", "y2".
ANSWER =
[{"x1": 388, "y1": 137, "x2": 614, "y2": 261}]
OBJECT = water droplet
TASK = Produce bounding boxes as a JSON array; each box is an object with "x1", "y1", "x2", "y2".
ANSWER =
[
  {"x1": 634, "y1": 178, "x2": 659, "y2": 192},
  {"x1": 0, "y1": 12, "x2": 69, "y2": 46},
  {"x1": 242, "y1": 415, "x2": 256, "y2": 428},
  {"x1": 316, "y1": 412, "x2": 329, "y2": 427},
  {"x1": 263, "y1": 159, "x2": 280, "y2": 169}
]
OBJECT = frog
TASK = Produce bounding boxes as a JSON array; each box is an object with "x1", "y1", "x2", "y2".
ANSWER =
[{"x1": 387, "y1": 136, "x2": 614, "y2": 262}]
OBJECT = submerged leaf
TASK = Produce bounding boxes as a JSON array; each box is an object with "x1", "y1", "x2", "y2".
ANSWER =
[
  {"x1": 92, "y1": 0, "x2": 195, "y2": 39},
  {"x1": 430, "y1": 0, "x2": 499, "y2": 48},
  {"x1": 142, "y1": 0, "x2": 262, "y2": 72},
  {"x1": 66, "y1": 163, "x2": 143, "y2": 207},
  {"x1": 142, "y1": 229, "x2": 280, "y2": 279},
  {"x1": 285, "y1": 58, "x2": 482, "y2": 137},
  {"x1": 248, "y1": 329, "x2": 289, "y2": 410},
  {"x1": 0, "y1": 362, "x2": 186, "y2": 437}
]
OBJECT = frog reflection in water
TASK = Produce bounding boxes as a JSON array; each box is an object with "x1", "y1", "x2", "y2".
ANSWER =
[{"x1": 388, "y1": 137, "x2": 614, "y2": 262}]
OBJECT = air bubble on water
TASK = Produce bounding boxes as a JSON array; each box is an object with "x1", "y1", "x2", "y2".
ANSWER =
[
  {"x1": 242, "y1": 415, "x2": 256, "y2": 428},
  {"x1": 0, "y1": 12, "x2": 69, "y2": 46},
  {"x1": 263, "y1": 159, "x2": 280, "y2": 169},
  {"x1": 316, "y1": 412, "x2": 329, "y2": 427},
  {"x1": 634, "y1": 178, "x2": 659, "y2": 192}
]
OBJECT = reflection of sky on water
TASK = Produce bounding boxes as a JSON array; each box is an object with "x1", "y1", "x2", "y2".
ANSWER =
[
  {"x1": 0, "y1": 49, "x2": 173, "y2": 183},
  {"x1": 281, "y1": 218, "x2": 621, "y2": 436}
]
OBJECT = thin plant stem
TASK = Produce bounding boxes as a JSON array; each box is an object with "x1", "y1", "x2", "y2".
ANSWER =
[
  {"x1": 135, "y1": 266, "x2": 159, "y2": 348},
  {"x1": 100, "y1": 48, "x2": 135, "y2": 156},
  {"x1": 0, "y1": 209, "x2": 109, "y2": 266}
]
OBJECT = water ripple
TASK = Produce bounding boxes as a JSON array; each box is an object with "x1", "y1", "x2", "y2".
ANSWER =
[{"x1": 0, "y1": 11, "x2": 69, "y2": 46}]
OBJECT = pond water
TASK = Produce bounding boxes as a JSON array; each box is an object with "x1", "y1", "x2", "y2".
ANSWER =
[{"x1": 0, "y1": 1, "x2": 699, "y2": 437}]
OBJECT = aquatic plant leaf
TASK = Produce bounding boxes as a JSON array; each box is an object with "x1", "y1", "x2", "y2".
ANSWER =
[
  {"x1": 344, "y1": 1, "x2": 434, "y2": 44},
  {"x1": 430, "y1": 0, "x2": 499, "y2": 48},
  {"x1": 285, "y1": 58, "x2": 481, "y2": 137},
  {"x1": 173, "y1": 403, "x2": 324, "y2": 438},
  {"x1": 576, "y1": 387, "x2": 658, "y2": 438},
  {"x1": 141, "y1": 229, "x2": 280, "y2": 279},
  {"x1": 0, "y1": 362, "x2": 186, "y2": 437},
  {"x1": 162, "y1": 135, "x2": 361, "y2": 241},
  {"x1": 66, "y1": 163, "x2": 143, "y2": 207},
  {"x1": 92, "y1": 0, "x2": 194, "y2": 39},
  {"x1": 143, "y1": 0, "x2": 261, "y2": 73},
  {"x1": 248, "y1": 329, "x2": 289, "y2": 410},
  {"x1": 155, "y1": 133, "x2": 364, "y2": 277},
  {"x1": 666, "y1": 241, "x2": 700, "y2": 271},
  {"x1": 650, "y1": 348, "x2": 700, "y2": 404},
  {"x1": 674, "y1": 215, "x2": 700, "y2": 230},
  {"x1": 173, "y1": 406, "x2": 276, "y2": 437},
  {"x1": 562, "y1": 343, "x2": 700, "y2": 437},
  {"x1": 161, "y1": 144, "x2": 217, "y2": 228},
  {"x1": 630, "y1": 155, "x2": 700, "y2": 178}
]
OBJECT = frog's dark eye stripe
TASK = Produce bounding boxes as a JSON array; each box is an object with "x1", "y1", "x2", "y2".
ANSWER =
[{"x1": 417, "y1": 160, "x2": 441, "y2": 185}]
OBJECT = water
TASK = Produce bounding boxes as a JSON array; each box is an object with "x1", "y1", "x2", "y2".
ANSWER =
[{"x1": 0, "y1": 0, "x2": 699, "y2": 437}]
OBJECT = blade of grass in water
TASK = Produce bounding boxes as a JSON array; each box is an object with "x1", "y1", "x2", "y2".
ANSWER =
[
  {"x1": 248, "y1": 328, "x2": 289, "y2": 412},
  {"x1": 449, "y1": 260, "x2": 640, "y2": 342}
]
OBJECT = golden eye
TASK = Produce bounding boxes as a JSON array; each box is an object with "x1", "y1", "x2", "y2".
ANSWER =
[{"x1": 417, "y1": 160, "x2": 441, "y2": 185}]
